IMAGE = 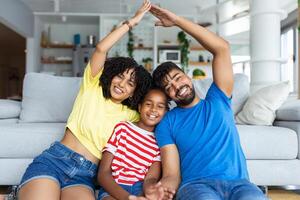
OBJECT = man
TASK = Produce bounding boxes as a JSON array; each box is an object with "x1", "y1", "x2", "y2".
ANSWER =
[{"x1": 151, "y1": 4, "x2": 268, "y2": 200}]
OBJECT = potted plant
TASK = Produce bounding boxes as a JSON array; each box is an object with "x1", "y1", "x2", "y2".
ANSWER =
[
  {"x1": 192, "y1": 68, "x2": 206, "y2": 80},
  {"x1": 127, "y1": 30, "x2": 134, "y2": 58},
  {"x1": 177, "y1": 31, "x2": 190, "y2": 73},
  {"x1": 142, "y1": 57, "x2": 153, "y2": 72}
]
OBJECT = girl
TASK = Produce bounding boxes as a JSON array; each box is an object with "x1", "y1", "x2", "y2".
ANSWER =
[
  {"x1": 98, "y1": 88, "x2": 169, "y2": 200},
  {"x1": 18, "y1": 1, "x2": 152, "y2": 200}
]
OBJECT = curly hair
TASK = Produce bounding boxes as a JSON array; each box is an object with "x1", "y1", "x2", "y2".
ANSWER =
[
  {"x1": 100, "y1": 57, "x2": 153, "y2": 111},
  {"x1": 152, "y1": 61, "x2": 183, "y2": 90}
]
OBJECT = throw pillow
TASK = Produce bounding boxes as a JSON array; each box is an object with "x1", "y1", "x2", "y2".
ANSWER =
[
  {"x1": 19, "y1": 73, "x2": 81, "y2": 123},
  {"x1": 193, "y1": 73, "x2": 249, "y2": 115},
  {"x1": 235, "y1": 82, "x2": 290, "y2": 125}
]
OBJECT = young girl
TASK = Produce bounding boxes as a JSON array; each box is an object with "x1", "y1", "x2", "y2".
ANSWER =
[
  {"x1": 18, "y1": 1, "x2": 152, "y2": 200},
  {"x1": 98, "y1": 88, "x2": 169, "y2": 200}
]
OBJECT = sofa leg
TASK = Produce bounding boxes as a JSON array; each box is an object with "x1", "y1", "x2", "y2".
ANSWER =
[
  {"x1": 7, "y1": 185, "x2": 18, "y2": 200},
  {"x1": 259, "y1": 185, "x2": 268, "y2": 196}
]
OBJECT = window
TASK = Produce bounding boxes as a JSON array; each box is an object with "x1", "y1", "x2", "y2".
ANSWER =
[{"x1": 281, "y1": 27, "x2": 297, "y2": 93}]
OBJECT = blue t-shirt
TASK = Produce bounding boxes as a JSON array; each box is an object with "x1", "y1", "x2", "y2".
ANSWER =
[{"x1": 155, "y1": 82, "x2": 249, "y2": 185}]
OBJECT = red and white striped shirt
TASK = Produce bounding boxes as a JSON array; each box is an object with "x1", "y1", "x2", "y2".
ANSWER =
[{"x1": 103, "y1": 121, "x2": 161, "y2": 186}]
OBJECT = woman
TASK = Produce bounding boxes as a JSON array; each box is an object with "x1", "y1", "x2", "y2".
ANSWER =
[{"x1": 18, "y1": 1, "x2": 152, "y2": 200}]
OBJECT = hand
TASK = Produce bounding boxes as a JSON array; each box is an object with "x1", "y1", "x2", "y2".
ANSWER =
[
  {"x1": 162, "y1": 187, "x2": 176, "y2": 200},
  {"x1": 144, "y1": 182, "x2": 164, "y2": 200},
  {"x1": 149, "y1": 4, "x2": 179, "y2": 27},
  {"x1": 128, "y1": 195, "x2": 148, "y2": 200},
  {"x1": 129, "y1": 0, "x2": 151, "y2": 27}
]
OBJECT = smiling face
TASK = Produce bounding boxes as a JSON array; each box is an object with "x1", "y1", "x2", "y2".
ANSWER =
[
  {"x1": 162, "y1": 69, "x2": 195, "y2": 107},
  {"x1": 137, "y1": 89, "x2": 168, "y2": 132},
  {"x1": 110, "y1": 68, "x2": 136, "y2": 103}
]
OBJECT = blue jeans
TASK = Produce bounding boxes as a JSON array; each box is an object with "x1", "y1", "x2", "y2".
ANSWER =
[
  {"x1": 98, "y1": 181, "x2": 143, "y2": 200},
  {"x1": 19, "y1": 142, "x2": 97, "y2": 192},
  {"x1": 176, "y1": 179, "x2": 268, "y2": 200}
]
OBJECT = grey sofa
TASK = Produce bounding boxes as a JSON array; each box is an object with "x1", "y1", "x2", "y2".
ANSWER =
[{"x1": 1, "y1": 72, "x2": 300, "y2": 188}]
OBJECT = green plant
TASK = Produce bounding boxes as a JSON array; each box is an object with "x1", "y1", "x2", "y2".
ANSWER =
[
  {"x1": 192, "y1": 68, "x2": 206, "y2": 76},
  {"x1": 127, "y1": 30, "x2": 134, "y2": 58},
  {"x1": 177, "y1": 31, "x2": 190, "y2": 73},
  {"x1": 142, "y1": 57, "x2": 153, "y2": 63}
]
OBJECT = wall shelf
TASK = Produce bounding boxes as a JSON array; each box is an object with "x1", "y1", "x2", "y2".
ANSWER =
[
  {"x1": 190, "y1": 46, "x2": 206, "y2": 51},
  {"x1": 133, "y1": 46, "x2": 153, "y2": 50},
  {"x1": 41, "y1": 44, "x2": 74, "y2": 49},
  {"x1": 189, "y1": 61, "x2": 211, "y2": 66},
  {"x1": 41, "y1": 60, "x2": 72, "y2": 64}
]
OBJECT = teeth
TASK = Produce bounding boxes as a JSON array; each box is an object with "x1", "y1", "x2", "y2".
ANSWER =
[
  {"x1": 179, "y1": 86, "x2": 188, "y2": 96},
  {"x1": 114, "y1": 87, "x2": 122, "y2": 94},
  {"x1": 149, "y1": 114, "x2": 157, "y2": 119}
]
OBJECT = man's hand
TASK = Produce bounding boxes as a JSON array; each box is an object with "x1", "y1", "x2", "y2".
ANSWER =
[
  {"x1": 149, "y1": 4, "x2": 179, "y2": 27},
  {"x1": 144, "y1": 182, "x2": 164, "y2": 200},
  {"x1": 162, "y1": 187, "x2": 176, "y2": 200}
]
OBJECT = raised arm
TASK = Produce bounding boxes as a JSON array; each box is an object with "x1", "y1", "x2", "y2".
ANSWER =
[
  {"x1": 90, "y1": 0, "x2": 151, "y2": 77},
  {"x1": 150, "y1": 5, "x2": 233, "y2": 97},
  {"x1": 159, "y1": 144, "x2": 180, "y2": 200}
]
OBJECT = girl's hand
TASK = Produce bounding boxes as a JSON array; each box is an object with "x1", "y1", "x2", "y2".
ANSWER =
[
  {"x1": 129, "y1": 0, "x2": 151, "y2": 27},
  {"x1": 149, "y1": 4, "x2": 179, "y2": 27},
  {"x1": 144, "y1": 182, "x2": 164, "y2": 200},
  {"x1": 128, "y1": 195, "x2": 148, "y2": 200}
]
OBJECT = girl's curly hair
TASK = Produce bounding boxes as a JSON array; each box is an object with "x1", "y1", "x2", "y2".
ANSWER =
[{"x1": 100, "y1": 57, "x2": 153, "y2": 111}]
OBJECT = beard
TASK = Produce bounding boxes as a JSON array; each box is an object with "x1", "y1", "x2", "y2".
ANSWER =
[{"x1": 174, "y1": 85, "x2": 196, "y2": 107}]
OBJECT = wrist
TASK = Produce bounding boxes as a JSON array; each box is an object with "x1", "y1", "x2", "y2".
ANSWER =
[{"x1": 128, "y1": 18, "x2": 138, "y2": 27}]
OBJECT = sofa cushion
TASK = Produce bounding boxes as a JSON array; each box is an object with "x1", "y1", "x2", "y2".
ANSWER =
[
  {"x1": 0, "y1": 123, "x2": 65, "y2": 158},
  {"x1": 276, "y1": 99, "x2": 300, "y2": 121},
  {"x1": 236, "y1": 82, "x2": 289, "y2": 125},
  {"x1": 19, "y1": 73, "x2": 81, "y2": 123},
  {"x1": 193, "y1": 73, "x2": 249, "y2": 115},
  {"x1": 237, "y1": 125, "x2": 298, "y2": 159},
  {"x1": 0, "y1": 100, "x2": 21, "y2": 119}
]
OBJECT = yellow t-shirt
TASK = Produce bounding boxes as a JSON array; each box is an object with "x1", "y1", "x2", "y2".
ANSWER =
[{"x1": 66, "y1": 63, "x2": 139, "y2": 159}]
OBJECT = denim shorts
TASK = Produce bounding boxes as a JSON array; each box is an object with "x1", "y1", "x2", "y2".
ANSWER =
[
  {"x1": 97, "y1": 181, "x2": 143, "y2": 200},
  {"x1": 19, "y1": 141, "x2": 98, "y2": 192}
]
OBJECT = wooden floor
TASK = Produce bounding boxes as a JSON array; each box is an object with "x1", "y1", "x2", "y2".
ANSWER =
[
  {"x1": 268, "y1": 190, "x2": 300, "y2": 200},
  {"x1": 1, "y1": 186, "x2": 300, "y2": 199}
]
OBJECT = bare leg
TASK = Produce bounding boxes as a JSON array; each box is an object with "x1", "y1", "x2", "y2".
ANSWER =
[
  {"x1": 18, "y1": 178, "x2": 60, "y2": 200},
  {"x1": 61, "y1": 186, "x2": 95, "y2": 200}
]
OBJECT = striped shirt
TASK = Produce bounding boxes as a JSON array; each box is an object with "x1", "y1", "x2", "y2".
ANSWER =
[{"x1": 103, "y1": 121, "x2": 161, "y2": 186}]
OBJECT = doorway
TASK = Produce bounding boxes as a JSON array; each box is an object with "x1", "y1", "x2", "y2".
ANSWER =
[{"x1": 0, "y1": 22, "x2": 26, "y2": 100}]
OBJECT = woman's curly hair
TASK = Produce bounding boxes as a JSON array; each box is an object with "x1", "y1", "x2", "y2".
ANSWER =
[{"x1": 100, "y1": 57, "x2": 153, "y2": 111}]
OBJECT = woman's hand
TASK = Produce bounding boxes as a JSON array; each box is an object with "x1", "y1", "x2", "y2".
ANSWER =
[
  {"x1": 129, "y1": 0, "x2": 151, "y2": 27},
  {"x1": 149, "y1": 4, "x2": 179, "y2": 27}
]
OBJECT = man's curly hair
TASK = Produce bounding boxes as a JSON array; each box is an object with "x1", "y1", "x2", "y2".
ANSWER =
[
  {"x1": 152, "y1": 61, "x2": 183, "y2": 90},
  {"x1": 100, "y1": 57, "x2": 153, "y2": 111}
]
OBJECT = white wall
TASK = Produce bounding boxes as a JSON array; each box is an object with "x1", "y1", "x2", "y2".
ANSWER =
[{"x1": 0, "y1": 0, "x2": 34, "y2": 37}]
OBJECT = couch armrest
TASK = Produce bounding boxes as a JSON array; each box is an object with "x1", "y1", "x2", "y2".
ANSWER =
[
  {"x1": 276, "y1": 99, "x2": 300, "y2": 121},
  {"x1": 0, "y1": 99, "x2": 21, "y2": 119},
  {"x1": 274, "y1": 121, "x2": 300, "y2": 159}
]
